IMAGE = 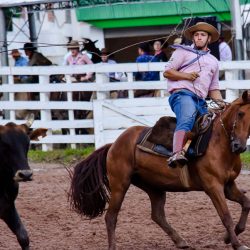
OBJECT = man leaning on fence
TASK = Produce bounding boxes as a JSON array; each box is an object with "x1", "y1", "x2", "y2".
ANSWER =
[{"x1": 163, "y1": 22, "x2": 223, "y2": 168}]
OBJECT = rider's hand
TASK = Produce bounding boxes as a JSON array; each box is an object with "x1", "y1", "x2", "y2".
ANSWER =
[{"x1": 186, "y1": 72, "x2": 200, "y2": 81}]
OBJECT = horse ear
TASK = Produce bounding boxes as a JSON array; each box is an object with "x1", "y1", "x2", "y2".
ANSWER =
[
  {"x1": 242, "y1": 90, "x2": 250, "y2": 103},
  {"x1": 93, "y1": 40, "x2": 98, "y2": 44}
]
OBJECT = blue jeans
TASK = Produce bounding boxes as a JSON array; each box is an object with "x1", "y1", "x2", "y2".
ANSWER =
[{"x1": 169, "y1": 89, "x2": 208, "y2": 132}]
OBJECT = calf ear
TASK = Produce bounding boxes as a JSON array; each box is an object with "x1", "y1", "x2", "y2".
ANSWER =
[{"x1": 29, "y1": 128, "x2": 48, "y2": 141}]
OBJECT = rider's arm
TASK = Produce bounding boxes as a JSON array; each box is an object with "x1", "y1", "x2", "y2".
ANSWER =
[
  {"x1": 208, "y1": 89, "x2": 223, "y2": 100},
  {"x1": 163, "y1": 69, "x2": 200, "y2": 81}
]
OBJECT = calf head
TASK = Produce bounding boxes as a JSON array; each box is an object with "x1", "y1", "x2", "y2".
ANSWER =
[{"x1": 0, "y1": 115, "x2": 47, "y2": 182}]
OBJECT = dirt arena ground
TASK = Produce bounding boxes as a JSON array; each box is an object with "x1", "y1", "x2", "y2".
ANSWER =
[{"x1": 0, "y1": 163, "x2": 249, "y2": 250}]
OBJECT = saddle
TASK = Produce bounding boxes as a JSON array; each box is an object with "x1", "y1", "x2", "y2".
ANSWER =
[{"x1": 137, "y1": 113, "x2": 215, "y2": 158}]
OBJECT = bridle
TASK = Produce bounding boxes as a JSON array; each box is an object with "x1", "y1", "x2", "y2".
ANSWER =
[
  {"x1": 218, "y1": 104, "x2": 247, "y2": 153},
  {"x1": 219, "y1": 107, "x2": 238, "y2": 142}
]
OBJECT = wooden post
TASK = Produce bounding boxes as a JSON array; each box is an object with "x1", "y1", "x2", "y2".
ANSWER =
[
  {"x1": 93, "y1": 100, "x2": 104, "y2": 149},
  {"x1": 127, "y1": 72, "x2": 134, "y2": 99},
  {"x1": 39, "y1": 75, "x2": 52, "y2": 151},
  {"x1": 65, "y1": 74, "x2": 76, "y2": 149},
  {"x1": 225, "y1": 70, "x2": 239, "y2": 102},
  {"x1": 96, "y1": 73, "x2": 109, "y2": 100},
  {"x1": 8, "y1": 75, "x2": 15, "y2": 120}
]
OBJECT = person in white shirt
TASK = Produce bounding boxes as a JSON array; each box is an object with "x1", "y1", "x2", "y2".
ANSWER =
[
  {"x1": 218, "y1": 36, "x2": 232, "y2": 82},
  {"x1": 218, "y1": 36, "x2": 232, "y2": 61},
  {"x1": 99, "y1": 48, "x2": 123, "y2": 81},
  {"x1": 99, "y1": 48, "x2": 126, "y2": 98}
]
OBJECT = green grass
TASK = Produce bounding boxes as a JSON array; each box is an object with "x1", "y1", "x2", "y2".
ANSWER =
[
  {"x1": 28, "y1": 146, "x2": 250, "y2": 170},
  {"x1": 241, "y1": 151, "x2": 250, "y2": 170},
  {"x1": 28, "y1": 146, "x2": 95, "y2": 165},
  {"x1": 241, "y1": 152, "x2": 250, "y2": 163}
]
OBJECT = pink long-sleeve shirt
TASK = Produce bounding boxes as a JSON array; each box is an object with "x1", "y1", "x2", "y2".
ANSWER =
[
  {"x1": 67, "y1": 53, "x2": 93, "y2": 79},
  {"x1": 165, "y1": 47, "x2": 220, "y2": 99}
]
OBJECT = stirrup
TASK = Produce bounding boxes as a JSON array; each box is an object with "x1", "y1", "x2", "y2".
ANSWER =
[{"x1": 167, "y1": 150, "x2": 188, "y2": 168}]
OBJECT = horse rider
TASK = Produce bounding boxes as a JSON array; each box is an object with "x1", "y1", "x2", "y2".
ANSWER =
[{"x1": 163, "y1": 22, "x2": 223, "y2": 168}]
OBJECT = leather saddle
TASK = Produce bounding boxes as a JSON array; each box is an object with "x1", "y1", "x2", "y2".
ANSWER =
[{"x1": 137, "y1": 113, "x2": 215, "y2": 158}]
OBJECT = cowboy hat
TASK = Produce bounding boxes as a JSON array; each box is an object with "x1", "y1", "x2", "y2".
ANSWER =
[
  {"x1": 67, "y1": 40, "x2": 80, "y2": 49},
  {"x1": 184, "y1": 22, "x2": 220, "y2": 43},
  {"x1": 23, "y1": 42, "x2": 37, "y2": 51}
]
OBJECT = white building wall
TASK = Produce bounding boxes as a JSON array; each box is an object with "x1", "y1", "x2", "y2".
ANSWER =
[{"x1": 7, "y1": 8, "x2": 104, "y2": 66}]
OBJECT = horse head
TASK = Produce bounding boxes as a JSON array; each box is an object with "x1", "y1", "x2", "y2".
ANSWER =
[
  {"x1": 81, "y1": 38, "x2": 102, "y2": 63},
  {"x1": 226, "y1": 90, "x2": 250, "y2": 153},
  {"x1": 81, "y1": 38, "x2": 98, "y2": 52}
]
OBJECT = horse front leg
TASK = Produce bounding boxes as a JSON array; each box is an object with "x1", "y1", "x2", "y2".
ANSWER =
[
  {"x1": 1, "y1": 203, "x2": 29, "y2": 250},
  {"x1": 205, "y1": 183, "x2": 249, "y2": 250},
  {"x1": 224, "y1": 181, "x2": 250, "y2": 245}
]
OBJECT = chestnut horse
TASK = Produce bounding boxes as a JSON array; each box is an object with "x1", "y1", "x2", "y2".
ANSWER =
[{"x1": 70, "y1": 91, "x2": 250, "y2": 250}]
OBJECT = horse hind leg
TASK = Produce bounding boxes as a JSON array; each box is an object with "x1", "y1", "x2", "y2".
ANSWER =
[
  {"x1": 105, "y1": 174, "x2": 131, "y2": 250},
  {"x1": 224, "y1": 181, "x2": 250, "y2": 245},
  {"x1": 145, "y1": 188, "x2": 189, "y2": 249}
]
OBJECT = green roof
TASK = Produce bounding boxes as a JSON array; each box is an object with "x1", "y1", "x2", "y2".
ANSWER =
[{"x1": 75, "y1": 0, "x2": 237, "y2": 28}]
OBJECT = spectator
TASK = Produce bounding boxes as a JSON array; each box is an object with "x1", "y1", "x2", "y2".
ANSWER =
[
  {"x1": 11, "y1": 49, "x2": 28, "y2": 67},
  {"x1": 11, "y1": 49, "x2": 29, "y2": 119},
  {"x1": 134, "y1": 42, "x2": 158, "y2": 97},
  {"x1": 66, "y1": 40, "x2": 94, "y2": 134},
  {"x1": 218, "y1": 37, "x2": 232, "y2": 83},
  {"x1": 23, "y1": 42, "x2": 53, "y2": 120},
  {"x1": 11, "y1": 49, "x2": 28, "y2": 83},
  {"x1": 100, "y1": 48, "x2": 123, "y2": 82},
  {"x1": 151, "y1": 39, "x2": 168, "y2": 62},
  {"x1": 24, "y1": 43, "x2": 52, "y2": 67},
  {"x1": 66, "y1": 40, "x2": 93, "y2": 82},
  {"x1": 150, "y1": 39, "x2": 169, "y2": 83},
  {"x1": 218, "y1": 36, "x2": 232, "y2": 61},
  {"x1": 99, "y1": 48, "x2": 126, "y2": 98}
]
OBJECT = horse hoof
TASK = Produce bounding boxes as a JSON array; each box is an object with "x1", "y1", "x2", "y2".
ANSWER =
[
  {"x1": 237, "y1": 246, "x2": 250, "y2": 250},
  {"x1": 176, "y1": 239, "x2": 189, "y2": 249}
]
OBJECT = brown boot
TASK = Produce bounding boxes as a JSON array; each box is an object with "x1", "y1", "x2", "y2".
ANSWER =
[{"x1": 167, "y1": 130, "x2": 188, "y2": 168}]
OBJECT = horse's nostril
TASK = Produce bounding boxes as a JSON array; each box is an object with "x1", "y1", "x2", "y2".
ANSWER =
[{"x1": 231, "y1": 140, "x2": 247, "y2": 153}]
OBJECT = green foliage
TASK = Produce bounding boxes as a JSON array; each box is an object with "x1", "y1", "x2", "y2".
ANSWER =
[
  {"x1": 241, "y1": 152, "x2": 250, "y2": 170},
  {"x1": 28, "y1": 147, "x2": 250, "y2": 170},
  {"x1": 28, "y1": 146, "x2": 95, "y2": 164}
]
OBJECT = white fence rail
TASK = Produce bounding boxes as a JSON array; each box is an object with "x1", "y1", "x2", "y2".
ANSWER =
[{"x1": 0, "y1": 61, "x2": 249, "y2": 150}]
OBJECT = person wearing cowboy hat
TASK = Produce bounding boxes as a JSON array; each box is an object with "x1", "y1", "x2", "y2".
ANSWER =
[
  {"x1": 163, "y1": 22, "x2": 223, "y2": 168},
  {"x1": 66, "y1": 40, "x2": 93, "y2": 82},
  {"x1": 23, "y1": 43, "x2": 52, "y2": 67}
]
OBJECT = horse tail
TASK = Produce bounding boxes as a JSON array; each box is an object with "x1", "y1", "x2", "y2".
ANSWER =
[{"x1": 69, "y1": 144, "x2": 112, "y2": 219}]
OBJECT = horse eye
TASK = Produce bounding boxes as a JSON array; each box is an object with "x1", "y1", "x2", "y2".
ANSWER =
[{"x1": 238, "y1": 111, "x2": 245, "y2": 118}]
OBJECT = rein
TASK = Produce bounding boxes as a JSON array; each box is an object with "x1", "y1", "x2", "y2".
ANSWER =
[{"x1": 218, "y1": 104, "x2": 239, "y2": 144}]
